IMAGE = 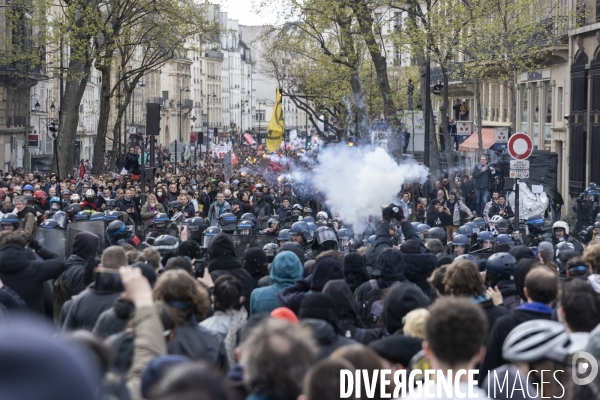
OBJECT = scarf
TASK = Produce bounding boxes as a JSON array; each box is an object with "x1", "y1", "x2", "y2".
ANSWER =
[
  {"x1": 147, "y1": 203, "x2": 156, "y2": 225},
  {"x1": 214, "y1": 308, "x2": 248, "y2": 368}
]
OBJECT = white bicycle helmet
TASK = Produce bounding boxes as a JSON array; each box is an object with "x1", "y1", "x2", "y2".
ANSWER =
[
  {"x1": 70, "y1": 193, "x2": 81, "y2": 203},
  {"x1": 552, "y1": 220, "x2": 570, "y2": 236},
  {"x1": 490, "y1": 215, "x2": 504, "y2": 224},
  {"x1": 502, "y1": 320, "x2": 570, "y2": 363}
]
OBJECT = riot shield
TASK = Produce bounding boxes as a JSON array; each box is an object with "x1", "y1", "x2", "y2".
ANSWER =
[
  {"x1": 228, "y1": 235, "x2": 277, "y2": 262},
  {"x1": 67, "y1": 220, "x2": 106, "y2": 256},
  {"x1": 36, "y1": 228, "x2": 67, "y2": 260}
]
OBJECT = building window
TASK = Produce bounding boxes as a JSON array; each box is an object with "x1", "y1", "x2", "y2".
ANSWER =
[{"x1": 256, "y1": 110, "x2": 265, "y2": 121}]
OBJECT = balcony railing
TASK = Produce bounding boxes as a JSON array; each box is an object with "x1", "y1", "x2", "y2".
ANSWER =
[{"x1": 205, "y1": 50, "x2": 224, "y2": 60}]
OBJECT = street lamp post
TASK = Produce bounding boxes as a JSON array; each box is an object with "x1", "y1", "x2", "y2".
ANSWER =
[
  {"x1": 132, "y1": 81, "x2": 146, "y2": 146},
  {"x1": 191, "y1": 115, "x2": 197, "y2": 164},
  {"x1": 177, "y1": 86, "x2": 190, "y2": 166},
  {"x1": 206, "y1": 92, "x2": 217, "y2": 151}
]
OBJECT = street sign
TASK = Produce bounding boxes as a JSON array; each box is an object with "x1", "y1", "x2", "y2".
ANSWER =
[
  {"x1": 510, "y1": 160, "x2": 530, "y2": 169},
  {"x1": 508, "y1": 133, "x2": 533, "y2": 160},
  {"x1": 510, "y1": 169, "x2": 530, "y2": 179},
  {"x1": 494, "y1": 127, "x2": 509, "y2": 143},
  {"x1": 457, "y1": 121, "x2": 472, "y2": 135}
]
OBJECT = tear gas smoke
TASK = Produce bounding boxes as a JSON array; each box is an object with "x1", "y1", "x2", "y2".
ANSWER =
[{"x1": 313, "y1": 146, "x2": 429, "y2": 233}]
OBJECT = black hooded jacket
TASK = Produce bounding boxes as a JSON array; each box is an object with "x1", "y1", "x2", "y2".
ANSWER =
[
  {"x1": 301, "y1": 319, "x2": 356, "y2": 360},
  {"x1": 168, "y1": 320, "x2": 229, "y2": 371},
  {"x1": 53, "y1": 232, "x2": 100, "y2": 321},
  {"x1": 343, "y1": 253, "x2": 370, "y2": 294},
  {"x1": 355, "y1": 221, "x2": 408, "y2": 302},
  {"x1": 323, "y1": 280, "x2": 382, "y2": 344},
  {"x1": 61, "y1": 283, "x2": 121, "y2": 331},
  {"x1": 92, "y1": 297, "x2": 135, "y2": 339},
  {"x1": 0, "y1": 243, "x2": 64, "y2": 314},
  {"x1": 207, "y1": 233, "x2": 255, "y2": 311},
  {"x1": 402, "y1": 253, "x2": 437, "y2": 299}
]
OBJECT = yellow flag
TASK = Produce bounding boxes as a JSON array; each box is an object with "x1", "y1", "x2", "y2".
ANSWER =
[{"x1": 266, "y1": 88, "x2": 284, "y2": 153}]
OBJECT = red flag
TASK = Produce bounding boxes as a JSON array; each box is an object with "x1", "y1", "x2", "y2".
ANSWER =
[
  {"x1": 78, "y1": 161, "x2": 85, "y2": 178},
  {"x1": 232, "y1": 150, "x2": 239, "y2": 165}
]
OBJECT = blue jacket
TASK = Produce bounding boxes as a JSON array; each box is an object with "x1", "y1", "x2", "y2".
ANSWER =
[{"x1": 249, "y1": 251, "x2": 303, "y2": 315}]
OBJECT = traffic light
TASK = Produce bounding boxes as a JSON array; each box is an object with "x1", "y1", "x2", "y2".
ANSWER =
[{"x1": 213, "y1": 127, "x2": 218, "y2": 137}]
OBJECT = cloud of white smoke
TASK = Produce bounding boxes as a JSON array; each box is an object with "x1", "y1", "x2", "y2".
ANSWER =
[{"x1": 313, "y1": 146, "x2": 429, "y2": 233}]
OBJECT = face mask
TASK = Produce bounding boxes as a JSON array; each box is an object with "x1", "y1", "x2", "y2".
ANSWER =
[{"x1": 157, "y1": 191, "x2": 163, "y2": 196}]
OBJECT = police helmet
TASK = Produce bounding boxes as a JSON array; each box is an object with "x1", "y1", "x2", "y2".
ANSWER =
[
  {"x1": 107, "y1": 220, "x2": 127, "y2": 239},
  {"x1": 106, "y1": 199, "x2": 117, "y2": 209},
  {"x1": 89, "y1": 212, "x2": 106, "y2": 221},
  {"x1": 53, "y1": 211, "x2": 68, "y2": 229},
  {"x1": 153, "y1": 213, "x2": 170, "y2": 227},
  {"x1": 426, "y1": 227, "x2": 447, "y2": 245},
  {"x1": 291, "y1": 204, "x2": 303, "y2": 216},
  {"x1": 485, "y1": 252, "x2": 517, "y2": 281},
  {"x1": 152, "y1": 235, "x2": 180, "y2": 255},
  {"x1": 496, "y1": 219, "x2": 510, "y2": 234},
  {"x1": 1, "y1": 213, "x2": 19, "y2": 230},
  {"x1": 263, "y1": 242, "x2": 278, "y2": 261},
  {"x1": 267, "y1": 217, "x2": 280, "y2": 229},
  {"x1": 241, "y1": 213, "x2": 257, "y2": 223},
  {"x1": 218, "y1": 213, "x2": 238, "y2": 232},
  {"x1": 23, "y1": 184, "x2": 34, "y2": 193},
  {"x1": 495, "y1": 234, "x2": 514, "y2": 246},
  {"x1": 186, "y1": 217, "x2": 207, "y2": 238},
  {"x1": 277, "y1": 229, "x2": 292, "y2": 243},
  {"x1": 303, "y1": 216, "x2": 315, "y2": 224},
  {"x1": 316, "y1": 211, "x2": 328, "y2": 222},
  {"x1": 458, "y1": 225, "x2": 474, "y2": 237},
  {"x1": 315, "y1": 226, "x2": 337, "y2": 245},
  {"x1": 104, "y1": 210, "x2": 122, "y2": 221},
  {"x1": 477, "y1": 231, "x2": 495, "y2": 248},
  {"x1": 50, "y1": 197, "x2": 61, "y2": 211},
  {"x1": 70, "y1": 194, "x2": 80, "y2": 203},
  {"x1": 202, "y1": 226, "x2": 222, "y2": 248},
  {"x1": 455, "y1": 254, "x2": 477, "y2": 263},
  {"x1": 238, "y1": 220, "x2": 254, "y2": 235},
  {"x1": 367, "y1": 235, "x2": 376, "y2": 246},
  {"x1": 452, "y1": 234, "x2": 469, "y2": 246},
  {"x1": 304, "y1": 207, "x2": 313, "y2": 216},
  {"x1": 290, "y1": 221, "x2": 311, "y2": 242},
  {"x1": 472, "y1": 217, "x2": 486, "y2": 230},
  {"x1": 75, "y1": 211, "x2": 90, "y2": 221}
]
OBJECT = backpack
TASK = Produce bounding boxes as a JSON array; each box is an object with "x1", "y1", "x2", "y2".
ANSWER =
[{"x1": 359, "y1": 280, "x2": 400, "y2": 329}]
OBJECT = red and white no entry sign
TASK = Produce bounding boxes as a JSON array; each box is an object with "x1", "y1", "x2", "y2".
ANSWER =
[{"x1": 508, "y1": 133, "x2": 533, "y2": 160}]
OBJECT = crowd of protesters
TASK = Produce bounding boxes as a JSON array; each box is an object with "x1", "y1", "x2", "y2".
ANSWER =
[{"x1": 0, "y1": 138, "x2": 598, "y2": 400}]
